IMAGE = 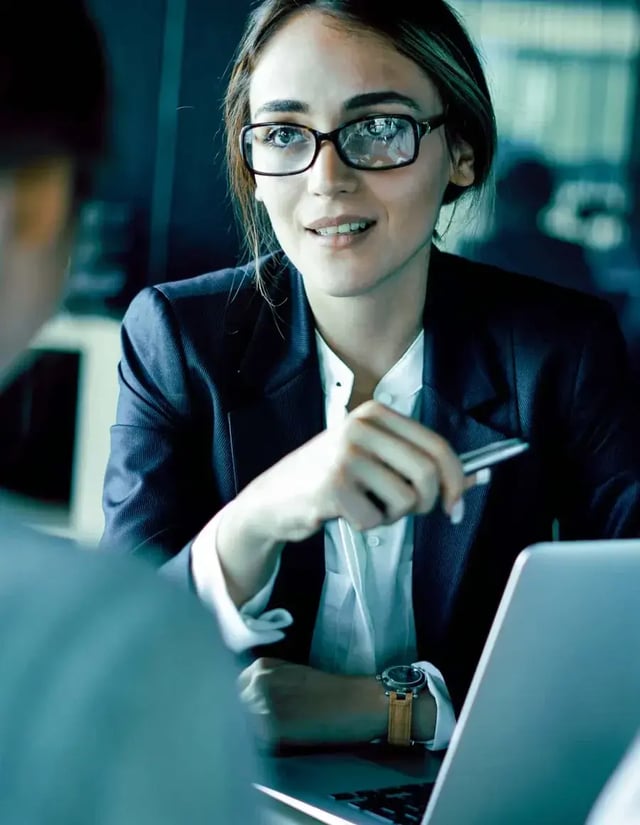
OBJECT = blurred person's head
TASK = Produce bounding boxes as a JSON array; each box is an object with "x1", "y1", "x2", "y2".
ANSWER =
[
  {"x1": 0, "y1": 0, "x2": 107, "y2": 385},
  {"x1": 495, "y1": 156, "x2": 555, "y2": 226},
  {"x1": 223, "y1": 0, "x2": 496, "y2": 294}
]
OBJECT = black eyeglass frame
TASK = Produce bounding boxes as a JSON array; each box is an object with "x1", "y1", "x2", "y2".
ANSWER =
[{"x1": 239, "y1": 111, "x2": 448, "y2": 176}]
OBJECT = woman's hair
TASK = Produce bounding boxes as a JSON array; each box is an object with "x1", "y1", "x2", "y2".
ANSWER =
[
  {"x1": 0, "y1": 0, "x2": 109, "y2": 201},
  {"x1": 223, "y1": 0, "x2": 497, "y2": 284}
]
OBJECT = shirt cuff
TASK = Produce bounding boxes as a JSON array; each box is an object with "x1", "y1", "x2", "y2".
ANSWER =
[
  {"x1": 191, "y1": 507, "x2": 293, "y2": 654},
  {"x1": 412, "y1": 660, "x2": 457, "y2": 751}
]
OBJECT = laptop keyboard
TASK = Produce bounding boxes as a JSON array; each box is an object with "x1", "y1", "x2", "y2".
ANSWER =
[{"x1": 330, "y1": 781, "x2": 434, "y2": 824}]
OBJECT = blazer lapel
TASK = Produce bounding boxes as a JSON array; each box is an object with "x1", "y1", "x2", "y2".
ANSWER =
[
  {"x1": 413, "y1": 248, "x2": 518, "y2": 655},
  {"x1": 226, "y1": 261, "x2": 326, "y2": 662},
  {"x1": 226, "y1": 262, "x2": 324, "y2": 494}
]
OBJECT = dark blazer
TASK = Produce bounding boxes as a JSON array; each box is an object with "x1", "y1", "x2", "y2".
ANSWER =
[{"x1": 102, "y1": 246, "x2": 640, "y2": 711}]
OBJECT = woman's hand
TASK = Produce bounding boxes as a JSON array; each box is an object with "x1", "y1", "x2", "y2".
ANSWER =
[
  {"x1": 216, "y1": 400, "x2": 480, "y2": 605},
  {"x1": 240, "y1": 399, "x2": 475, "y2": 544},
  {"x1": 238, "y1": 658, "x2": 389, "y2": 748}
]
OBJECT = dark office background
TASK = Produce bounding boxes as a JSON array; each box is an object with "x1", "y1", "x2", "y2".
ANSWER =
[{"x1": 79, "y1": 0, "x2": 250, "y2": 304}]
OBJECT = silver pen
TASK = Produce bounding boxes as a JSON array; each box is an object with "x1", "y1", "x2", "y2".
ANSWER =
[{"x1": 460, "y1": 438, "x2": 529, "y2": 474}]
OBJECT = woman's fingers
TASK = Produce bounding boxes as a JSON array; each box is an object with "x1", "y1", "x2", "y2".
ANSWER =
[
  {"x1": 331, "y1": 476, "x2": 387, "y2": 532},
  {"x1": 344, "y1": 417, "x2": 446, "y2": 515},
  {"x1": 466, "y1": 467, "x2": 492, "y2": 489},
  {"x1": 347, "y1": 402, "x2": 466, "y2": 516}
]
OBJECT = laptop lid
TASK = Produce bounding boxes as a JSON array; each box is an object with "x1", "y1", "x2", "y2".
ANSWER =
[{"x1": 424, "y1": 540, "x2": 640, "y2": 825}]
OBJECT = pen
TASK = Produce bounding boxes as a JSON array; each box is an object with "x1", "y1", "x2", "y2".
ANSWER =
[{"x1": 460, "y1": 438, "x2": 529, "y2": 474}]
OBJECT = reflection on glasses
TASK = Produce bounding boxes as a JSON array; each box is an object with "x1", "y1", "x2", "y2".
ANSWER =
[{"x1": 240, "y1": 112, "x2": 447, "y2": 176}]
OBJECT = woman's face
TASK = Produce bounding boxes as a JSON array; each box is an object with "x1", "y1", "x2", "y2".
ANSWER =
[{"x1": 248, "y1": 10, "x2": 475, "y2": 301}]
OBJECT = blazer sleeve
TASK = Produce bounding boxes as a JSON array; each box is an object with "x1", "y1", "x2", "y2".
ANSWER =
[
  {"x1": 557, "y1": 301, "x2": 640, "y2": 537},
  {"x1": 101, "y1": 287, "x2": 219, "y2": 569}
]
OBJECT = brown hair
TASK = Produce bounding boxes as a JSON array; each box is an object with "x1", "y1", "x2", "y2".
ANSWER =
[{"x1": 224, "y1": 0, "x2": 496, "y2": 287}]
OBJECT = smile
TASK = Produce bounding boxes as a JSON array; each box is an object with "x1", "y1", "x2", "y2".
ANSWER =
[{"x1": 311, "y1": 221, "x2": 372, "y2": 237}]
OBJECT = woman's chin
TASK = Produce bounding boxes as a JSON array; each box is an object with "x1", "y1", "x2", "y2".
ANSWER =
[{"x1": 305, "y1": 272, "x2": 387, "y2": 300}]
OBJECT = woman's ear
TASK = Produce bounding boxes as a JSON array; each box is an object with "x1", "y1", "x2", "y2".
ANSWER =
[{"x1": 449, "y1": 139, "x2": 475, "y2": 189}]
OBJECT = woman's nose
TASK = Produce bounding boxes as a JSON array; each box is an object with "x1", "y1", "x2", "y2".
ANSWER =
[{"x1": 306, "y1": 139, "x2": 358, "y2": 197}]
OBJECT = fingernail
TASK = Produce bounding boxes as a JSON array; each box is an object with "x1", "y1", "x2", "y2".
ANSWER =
[
  {"x1": 450, "y1": 498, "x2": 465, "y2": 525},
  {"x1": 476, "y1": 467, "x2": 492, "y2": 486}
]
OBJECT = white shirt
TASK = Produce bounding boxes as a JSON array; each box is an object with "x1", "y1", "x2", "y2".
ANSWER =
[{"x1": 192, "y1": 329, "x2": 456, "y2": 750}]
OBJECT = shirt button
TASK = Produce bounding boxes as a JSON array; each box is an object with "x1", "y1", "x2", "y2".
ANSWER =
[
  {"x1": 378, "y1": 391, "x2": 393, "y2": 405},
  {"x1": 367, "y1": 535, "x2": 381, "y2": 548}
]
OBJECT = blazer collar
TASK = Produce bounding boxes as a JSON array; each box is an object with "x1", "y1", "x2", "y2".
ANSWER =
[
  {"x1": 422, "y1": 245, "x2": 508, "y2": 415},
  {"x1": 233, "y1": 248, "x2": 508, "y2": 403},
  {"x1": 228, "y1": 257, "x2": 323, "y2": 497},
  {"x1": 234, "y1": 256, "x2": 317, "y2": 397}
]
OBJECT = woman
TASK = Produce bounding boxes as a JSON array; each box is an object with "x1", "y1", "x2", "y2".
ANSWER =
[{"x1": 102, "y1": 0, "x2": 640, "y2": 750}]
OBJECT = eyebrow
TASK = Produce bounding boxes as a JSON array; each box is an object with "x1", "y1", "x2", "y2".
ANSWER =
[
  {"x1": 344, "y1": 91, "x2": 421, "y2": 111},
  {"x1": 253, "y1": 91, "x2": 421, "y2": 120},
  {"x1": 253, "y1": 99, "x2": 308, "y2": 119}
]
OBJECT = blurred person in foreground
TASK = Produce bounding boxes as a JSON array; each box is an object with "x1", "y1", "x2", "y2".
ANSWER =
[
  {"x1": 587, "y1": 731, "x2": 640, "y2": 825},
  {"x1": 0, "y1": 2, "x2": 258, "y2": 823}
]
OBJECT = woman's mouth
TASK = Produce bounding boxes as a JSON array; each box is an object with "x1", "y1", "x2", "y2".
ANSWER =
[{"x1": 311, "y1": 220, "x2": 373, "y2": 237}]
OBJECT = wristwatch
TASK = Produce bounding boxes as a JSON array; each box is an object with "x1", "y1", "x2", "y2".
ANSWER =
[{"x1": 376, "y1": 665, "x2": 429, "y2": 747}]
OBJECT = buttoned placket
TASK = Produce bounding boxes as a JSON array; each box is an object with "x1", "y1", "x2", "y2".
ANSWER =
[{"x1": 313, "y1": 330, "x2": 424, "y2": 674}]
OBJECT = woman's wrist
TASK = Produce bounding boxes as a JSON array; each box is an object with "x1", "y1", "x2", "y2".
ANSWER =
[
  {"x1": 304, "y1": 674, "x2": 389, "y2": 744},
  {"x1": 215, "y1": 494, "x2": 284, "y2": 605},
  {"x1": 353, "y1": 675, "x2": 390, "y2": 740}
]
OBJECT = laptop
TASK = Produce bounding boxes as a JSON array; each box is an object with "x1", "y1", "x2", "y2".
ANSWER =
[{"x1": 256, "y1": 540, "x2": 640, "y2": 824}]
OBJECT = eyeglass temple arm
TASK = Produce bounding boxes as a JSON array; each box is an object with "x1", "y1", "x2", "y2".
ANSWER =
[{"x1": 420, "y1": 109, "x2": 448, "y2": 135}]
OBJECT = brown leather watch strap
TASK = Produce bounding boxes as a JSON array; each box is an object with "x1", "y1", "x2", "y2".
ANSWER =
[{"x1": 387, "y1": 690, "x2": 414, "y2": 746}]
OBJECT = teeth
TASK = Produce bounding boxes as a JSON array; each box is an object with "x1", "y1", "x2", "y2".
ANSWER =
[{"x1": 315, "y1": 221, "x2": 369, "y2": 236}]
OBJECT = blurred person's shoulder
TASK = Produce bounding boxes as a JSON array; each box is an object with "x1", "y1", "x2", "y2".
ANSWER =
[
  {"x1": 0, "y1": 504, "x2": 260, "y2": 824},
  {"x1": 586, "y1": 732, "x2": 640, "y2": 825},
  {"x1": 0, "y1": 500, "x2": 234, "y2": 693},
  {"x1": 0, "y1": 503, "x2": 204, "y2": 623}
]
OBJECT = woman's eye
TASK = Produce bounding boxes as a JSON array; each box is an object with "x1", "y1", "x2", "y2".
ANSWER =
[
  {"x1": 265, "y1": 126, "x2": 305, "y2": 147},
  {"x1": 362, "y1": 118, "x2": 400, "y2": 139}
]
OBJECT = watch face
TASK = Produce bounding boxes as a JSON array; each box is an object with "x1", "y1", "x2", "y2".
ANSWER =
[{"x1": 385, "y1": 665, "x2": 425, "y2": 688}]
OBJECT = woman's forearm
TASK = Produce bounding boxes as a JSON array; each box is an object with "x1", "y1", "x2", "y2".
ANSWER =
[{"x1": 215, "y1": 494, "x2": 285, "y2": 606}]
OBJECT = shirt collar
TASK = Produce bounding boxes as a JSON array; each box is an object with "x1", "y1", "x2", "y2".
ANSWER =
[{"x1": 315, "y1": 329, "x2": 424, "y2": 407}]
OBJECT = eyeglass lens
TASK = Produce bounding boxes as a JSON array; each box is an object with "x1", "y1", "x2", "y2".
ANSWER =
[{"x1": 245, "y1": 116, "x2": 417, "y2": 174}]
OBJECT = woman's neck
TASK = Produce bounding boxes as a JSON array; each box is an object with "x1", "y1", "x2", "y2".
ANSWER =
[{"x1": 308, "y1": 262, "x2": 428, "y2": 401}]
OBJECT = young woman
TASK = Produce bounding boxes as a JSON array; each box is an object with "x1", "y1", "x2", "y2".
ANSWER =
[{"x1": 102, "y1": 0, "x2": 640, "y2": 749}]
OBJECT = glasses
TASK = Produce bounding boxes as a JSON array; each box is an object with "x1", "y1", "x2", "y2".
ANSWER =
[{"x1": 240, "y1": 112, "x2": 447, "y2": 177}]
